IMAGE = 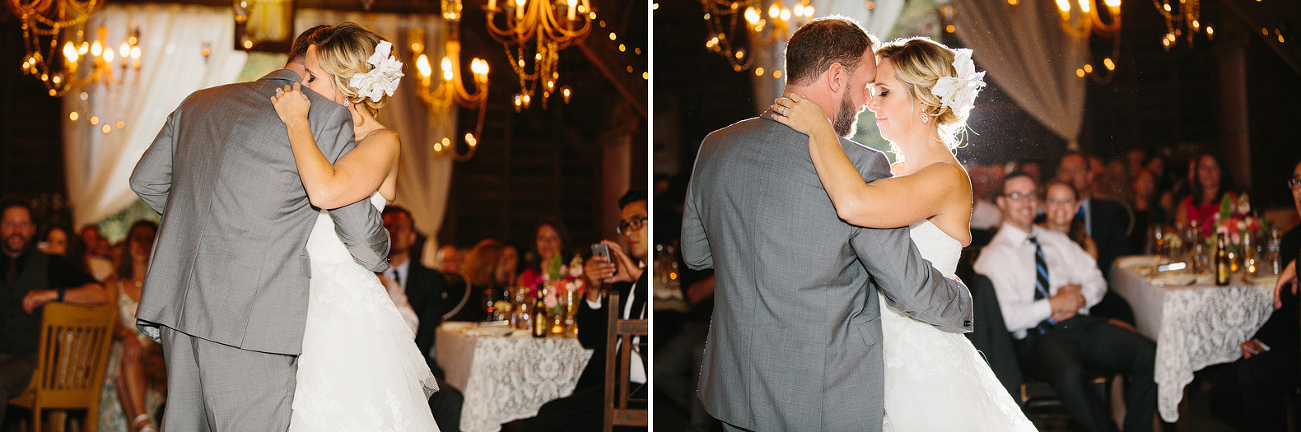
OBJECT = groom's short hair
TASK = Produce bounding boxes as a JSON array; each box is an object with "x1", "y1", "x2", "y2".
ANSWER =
[
  {"x1": 784, "y1": 16, "x2": 876, "y2": 87},
  {"x1": 288, "y1": 25, "x2": 332, "y2": 65}
]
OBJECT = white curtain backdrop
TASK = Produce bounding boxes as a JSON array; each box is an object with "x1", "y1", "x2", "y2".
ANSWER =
[
  {"x1": 294, "y1": 10, "x2": 455, "y2": 267},
  {"x1": 750, "y1": 0, "x2": 907, "y2": 114},
  {"x1": 64, "y1": 4, "x2": 248, "y2": 228},
  {"x1": 953, "y1": 0, "x2": 1088, "y2": 147}
]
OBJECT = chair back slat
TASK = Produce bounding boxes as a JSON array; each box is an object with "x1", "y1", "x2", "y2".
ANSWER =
[
  {"x1": 602, "y1": 291, "x2": 650, "y2": 431},
  {"x1": 25, "y1": 302, "x2": 118, "y2": 396}
]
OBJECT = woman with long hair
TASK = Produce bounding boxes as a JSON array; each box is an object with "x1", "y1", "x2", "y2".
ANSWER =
[
  {"x1": 270, "y1": 22, "x2": 438, "y2": 430},
  {"x1": 773, "y1": 36, "x2": 1034, "y2": 430},
  {"x1": 97, "y1": 220, "x2": 165, "y2": 432},
  {"x1": 1175, "y1": 152, "x2": 1232, "y2": 237}
]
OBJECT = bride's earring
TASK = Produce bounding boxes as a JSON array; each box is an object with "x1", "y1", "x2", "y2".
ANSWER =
[{"x1": 921, "y1": 113, "x2": 929, "y2": 124}]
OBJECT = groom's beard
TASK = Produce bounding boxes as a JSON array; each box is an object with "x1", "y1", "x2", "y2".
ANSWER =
[{"x1": 833, "y1": 92, "x2": 859, "y2": 138}]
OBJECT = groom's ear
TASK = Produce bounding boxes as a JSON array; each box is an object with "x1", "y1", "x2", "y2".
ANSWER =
[{"x1": 825, "y1": 62, "x2": 845, "y2": 94}]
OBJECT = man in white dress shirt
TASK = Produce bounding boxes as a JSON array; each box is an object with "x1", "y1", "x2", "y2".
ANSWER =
[
  {"x1": 525, "y1": 190, "x2": 648, "y2": 432},
  {"x1": 975, "y1": 172, "x2": 1157, "y2": 432}
]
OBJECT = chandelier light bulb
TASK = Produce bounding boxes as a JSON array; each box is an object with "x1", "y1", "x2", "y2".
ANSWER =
[
  {"x1": 104, "y1": 49, "x2": 114, "y2": 63},
  {"x1": 1104, "y1": 58, "x2": 1116, "y2": 70},
  {"x1": 78, "y1": 42, "x2": 89, "y2": 55},
  {"x1": 441, "y1": 57, "x2": 454, "y2": 81},
  {"x1": 1104, "y1": 0, "x2": 1120, "y2": 7},
  {"x1": 90, "y1": 116, "x2": 99, "y2": 125},
  {"x1": 119, "y1": 42, "x2": 129, "y2": 58},
  {"x1": 69, "y1": 112, "x2": 78, "y2": 121},
  {"x1": 91, "y1": 41, "x2": 102, "y2": 57},
  {"x1": 63, "y1": 42, "x2": 78, "y2": 63},
  {"x1": 416, "y1": 54, "x2": 431, "y2": 78},
  {"x1": 768, "y1": 4, "x2": 778, "y2": 18},
  {"x1": 780, "y1": 9, "x2": 790, "y2": 21},
  {"x1": 744, "y1": 7, "x2": 760, "y2": 25},
  {"x1": 131, "y1": 46, "x2": 141, "y2": 60},
  {"x1": 1056, "y1": 0, "x2": 1070, "y2": 13},
  {"x1": 1077, "y1": 0, "x2": 1090, "y2": 13},
  {"x1": 562, "y1": 87, "x2": 571, "y2": 103},
  {"x1": 465, "y1": 133, "x2": 477, "y2": 147}
]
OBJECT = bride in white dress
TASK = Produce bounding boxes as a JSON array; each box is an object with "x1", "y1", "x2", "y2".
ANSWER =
[
  {"x1": 772, "y1": 37, "x2": 1035, "y2": 431},
  {"x1": 271, "y1": 22, "x2": 439, "y2": 431}
]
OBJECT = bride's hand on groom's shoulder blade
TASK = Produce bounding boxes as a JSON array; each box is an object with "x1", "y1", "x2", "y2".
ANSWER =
[{"x1": 270, "y1": 83, "x2": 312, "y2": 127}]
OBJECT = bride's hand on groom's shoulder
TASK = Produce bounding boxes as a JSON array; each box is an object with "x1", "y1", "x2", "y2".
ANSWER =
[
  {"x1": 270, "y1": 83, "x2": 311, "y2": 128},
  {"x1": 769, "y1": 92, "x2": 830, "y2": 136}
]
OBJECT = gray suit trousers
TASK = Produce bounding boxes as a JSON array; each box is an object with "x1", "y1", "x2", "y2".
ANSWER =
[{"x1": 160, "y1": 327, "x2": 296, "y2": 432}]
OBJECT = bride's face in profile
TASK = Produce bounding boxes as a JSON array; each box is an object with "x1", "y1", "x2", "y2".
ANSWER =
[
  {"x1": 866, "y1": 59, "x2": 916, "y2": 143},
  {"x1": 303, "y1": 46, "x2": 347, "y2": 106}
]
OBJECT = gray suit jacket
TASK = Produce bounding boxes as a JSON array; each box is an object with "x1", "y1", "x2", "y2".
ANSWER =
[
  {"x1": 130, "y1": 69, "x2": 390, "y2": 356},
  {"x1": 682, "y1": 114, "x2": 974, "y2": 431}
]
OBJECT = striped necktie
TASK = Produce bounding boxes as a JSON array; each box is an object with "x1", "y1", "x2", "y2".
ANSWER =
[{"x1": 1028, "y1": 236, "x2": 1056, "y2": 335}]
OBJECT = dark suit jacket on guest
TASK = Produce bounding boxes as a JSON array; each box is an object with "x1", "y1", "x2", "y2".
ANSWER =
[
  {"x1": 403, "y1": 261, "x2": 449, "y2": 379},
  {"x1": 1250, "y1": 226, "x2": 1301, "y2": 352},
  {"x1": 1081, "y1": 197, "x2": 1132, "y2": 277},
  {"x1": 572, "y1": 273, "x2": 645, "y2": 392}
]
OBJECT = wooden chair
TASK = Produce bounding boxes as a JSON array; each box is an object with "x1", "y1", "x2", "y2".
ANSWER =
[
  {"x1": 8, "y1": 302, "x2": 117, "y2": 432},
  {"x1": 602, "y1": 292, "x2": 648, "y2": 432}
]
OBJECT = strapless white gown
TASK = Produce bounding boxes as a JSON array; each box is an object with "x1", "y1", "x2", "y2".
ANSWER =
[
  {"x1": 289, "y1": 193, "x2": 440, "y2": 431},
  {"x1": 879, "y1": 221, "x2": 1034, "y2": 431}
]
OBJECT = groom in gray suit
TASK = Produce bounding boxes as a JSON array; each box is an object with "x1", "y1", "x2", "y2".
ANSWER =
[
  {"x1": 682, "y1": 16, "x2": 973, "y2": 431},
  {"x1": 129, "y1": 25, "x2": 390, "y2": 431}
]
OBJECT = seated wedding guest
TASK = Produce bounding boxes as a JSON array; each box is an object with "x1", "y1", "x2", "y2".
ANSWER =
[
  {"x1": 435, "y1": 244, "x2": 461, "y2": 276},
  {"x1": 37, "y1": 226, "x2": 70, "y2": 256},
  {"x1": 97, "y1": 220, "x2": 166, "y2": 432},
  {"x1": 1057, "y1": 152, "x2": 1131, "y2": 276},
  {"x1": 524, "y1": 190, "x2": 648, "y2": 432},
  {"x1": 974, "y1": 173, "x2": 1157, "y2": 432},
  {"x1": 1128, "y1": 169, "x2": 1167, "y2": 254},
  {"x1": 1175, "y1": 152, "x2": 1232, "y2": 237},
  {"x1": 0, "y1": 199, "x2": 108, "y2": 422},
  {"x1": 1209, "y1": 159, "x2": 1301, "y2": 431},
  {"x1": 445, "y1": 239, "x2": 507, "y2": 322},
  {"x1": 380, "y1": 206, "x2": 463, "y2": 432},
  {"x1": 1057, "y1": 152, "x2": 1134, "y2": 324},
  {"x1": 1039, "y1": 179, "x2": 1098, "y2": 260},
  {"x1": 970, "y1": 165, "x2": 1004, "y2": 237},
  {"x1": 77, "y1": 225, "x2": 115, "y2": 281},
  {"x1": 517, "y1": 218, "x2": 569, "y2": 289},
  {"x1": 496, "y1": 245, "x2": 519, "y2": 288}
]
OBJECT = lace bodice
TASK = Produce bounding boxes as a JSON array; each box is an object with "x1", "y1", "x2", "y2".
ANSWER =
[
  {"x1": 908, "y1": 220, "x2": 961, "y2": 278},
  {"x1": 306, "y1": 193, "x2": 386, "y2": 265}
]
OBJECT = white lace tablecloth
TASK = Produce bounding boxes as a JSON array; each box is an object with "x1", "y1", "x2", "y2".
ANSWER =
[
  {"x1": 436, "y1": 321, "x2": 592, "y2": 432},
  {"x1": 1110, "y1": 258, "x2": 1276, "y2": 422}
]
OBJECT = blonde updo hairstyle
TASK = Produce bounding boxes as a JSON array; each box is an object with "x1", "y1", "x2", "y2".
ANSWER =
[
  {"x1": 314, "y1": 22, "x2": 394, "y2": 120},
  {"x1": 875, "y1": 36, "x2": 973, "y2": 151}
]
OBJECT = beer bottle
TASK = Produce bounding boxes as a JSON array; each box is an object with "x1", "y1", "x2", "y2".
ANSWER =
[
  {"x1": 532, "y1": 285, "x2": 548, "y2": 338},
  {"x1": 1215, "y1": 233, "x2": 1231, "y2": 286}
]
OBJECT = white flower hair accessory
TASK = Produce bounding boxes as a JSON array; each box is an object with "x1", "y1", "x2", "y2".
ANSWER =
[
  {"x1": 348, "y1": 40, "x2": 404, "y2": 103},
  {"x1": 930, "y1": 48, "x2": 985, "y2": 119}
]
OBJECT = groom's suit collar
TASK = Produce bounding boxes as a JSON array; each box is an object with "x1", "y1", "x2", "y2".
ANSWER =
[{"x1": 259, "y1": 68, "x2": 303, "y2": 84}]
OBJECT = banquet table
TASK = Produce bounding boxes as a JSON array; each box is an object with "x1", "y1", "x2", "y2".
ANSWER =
[
  {"x1": 435, "y1": 321, "x2": 592, "y2": 432},
  {"x1": 1110, "y1": 256, "x2": 1278, "y2": 422}
]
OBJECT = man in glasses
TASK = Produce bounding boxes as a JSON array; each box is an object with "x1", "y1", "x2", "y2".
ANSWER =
[
  {"x1": 975, "y1": 171, "x2": 1158, "y2": 432},
  {"x1": 1211, "y1": 159, "x2": 1301, "y2": 430},
  {"x1": 524, "y1": 190, "x2": 648, "y2": 432}
]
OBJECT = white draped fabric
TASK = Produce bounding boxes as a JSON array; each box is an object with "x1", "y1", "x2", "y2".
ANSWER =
[
  {"x1": 64, "y1": 4, "x2": 248, "y2": 228},
  {"x1": 294, "y1": 10, "x2": 455, "y2": 267},
  {"x1": 749, "y1": 0, "x2": 907, "y2": 115},
  {"x1": 952, "y1": 0, "x2": 1087, "y2": 147}
]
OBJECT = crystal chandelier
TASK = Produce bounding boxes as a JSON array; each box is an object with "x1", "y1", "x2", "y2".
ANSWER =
[
  {"x1": 1054, "y1": 0, "x2": 1121, "y2": 83},
  {"x1": 410, "y1": 0, "x2": 490, "y2": 162},
  {"x1": 484, "y1": 0, "x2": 592, "y2": 111},
  {"x1": 1153, "y1": 0, "x2": 1209, "y2": 50},
  {"x1": 699, "y1": 0, "x2": 814, "y2": 72},
  {"x1": 8, "y1": 0, "x2": 144, "y2": 96}
]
